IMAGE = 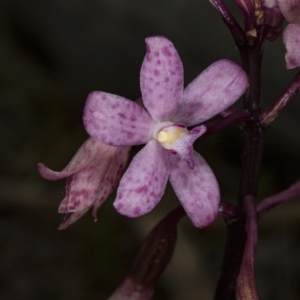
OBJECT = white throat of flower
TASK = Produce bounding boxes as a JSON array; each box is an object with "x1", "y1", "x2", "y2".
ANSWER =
[
  {"x1": 152, "y1": 121, "x2": 207, "y2": 169},
  {"x1": 156, "y1": 124, "x2": 189, "y2": 150}
]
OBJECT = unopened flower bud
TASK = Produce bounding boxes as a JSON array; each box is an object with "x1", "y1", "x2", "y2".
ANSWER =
[{"x1": 107, "y1": 206, "x2": 185, "y2": 299}]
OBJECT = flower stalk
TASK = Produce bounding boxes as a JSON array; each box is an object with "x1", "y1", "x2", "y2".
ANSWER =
[
  {"x1": 208, "y1": 0, "x2": 245, "y2": 45},
  {"x1": 204, "y1": 109, "x2": 251, "y2": 136},
  {"x1": 257, "y1": 178, "x2": 300, "y2": 217},
  {"x1": 260, "y1": 70, "x2": 300, "y2": 127},
  {"x1": 214, "y1": 21, "x2": 265, "y2": 300},
  {"x1": 236, "y1": 195, "x2": 259, "y2": 300},
  {"x1": 108, "y1": 206, "x2": 185, "y2": 300}
]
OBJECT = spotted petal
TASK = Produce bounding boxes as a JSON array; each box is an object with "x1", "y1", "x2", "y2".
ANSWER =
[
  {"x1": 38, "y1": 138, "x2": 100, "y2": 180},
  {"x1": 92, "y1": 146, "x2": 131, "y2": 219},
  {"x1": 169, "y1": 150, "x2": 220, "y2": 228},
  {"x1": 140, "y1": 36, "x2": 184, "y2": 121},
  {"x1": 173, "y1": 59, "x2": 248, "y2": 126},
  {"x1": 173, "y1": 125, "x2": 207, "y2": 169},
  {"x1": 83, "y1": 92, "x2": 153, "y2": 146},
  {"x1": 283, "y1": 24, "x2": 300, "y2": 69},
  {"x1": 114, "y1": 139, "x2": 170, "y2": 217},
  {"x1": 278, "y1": 0, "x2": 300, "y2": 23},
  {"x1": 60, "y1": 145, "x2": 122, "y2": 212},
  {"x1": 57, "y1": 206, "x2": 91, "y2": 230},
  {"x1": 58, "y1": 148, "x2": 131, "y2": 229}
]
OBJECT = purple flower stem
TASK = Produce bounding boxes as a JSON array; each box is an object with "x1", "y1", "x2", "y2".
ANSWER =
[
  {"x1": 204, "y1": 109, "x2": 251, "y2": 136},
  {"x1": 236, "y1": 195, "x2": 259, "y2": 300},
  {"x1": 238, "y1": 33, "x2": 264, "y2": 201},
  {"x1": 257, "y1": 178, "x2": 300, "y2": 217},
  {"x1": 208, "y1": 0, "x2": 245, "y2": 45},
  {"x1": 214, "y1": 32, "x2": 264, "y2": 300},
  {"x1": 259, "y1": 70, "x2": 300, "y2": 127},
  {"x1": 214, "y1": 211, "x2": 247, "y2": 300},
  {"x1": 129, "y1": 205, "x2": 185, "y2": 287}
]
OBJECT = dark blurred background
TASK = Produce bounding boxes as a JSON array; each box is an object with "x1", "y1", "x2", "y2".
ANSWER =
[{"x1": 1, "y1": 0, "x2": 300, "y2": 299}]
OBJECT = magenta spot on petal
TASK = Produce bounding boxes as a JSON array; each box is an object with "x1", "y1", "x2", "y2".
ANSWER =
[
  {"x1": 150, "y1": 191, "x2": 156, "y2": 198},
  {"x1": 133, "y1": 207, "x2": 141, "y2": 216},
  {"x1": 168, "y1": 149, "x2": 177, "y2": 155},
  {"x1": 92, "y1": 123, "x2": 100, "y2": 131},
  {"x1": 136, "y1": 186, "x2": 148, "y2": 194},
  {"x1": 207, "y1": 191, "x2": 214, "y2": 201},
  {"x1": 130, "y1": 115, "x2": 137, "y2": 121},
  {"x1": 102, "y1": 95, "x2": 107, "y2": 100},
  {"x1": 126, "y1": 132, "x2": 134, "y2": 139},
  {"x1": 162, "y1": 46, "x2": 172, "y2": 57},
  {"x1": 158, "y1": 93, "x2": 164, "y2": 99},
  {"x1": 177, "y1": 79, "x2": 182, "y2": 86},
  {"x1": 154, "y1": 69, "x2": 160, "y2": 76},
  {"x1": 156, "y1": 59, "x2": 161, "y2": 65},
  {"x1": 154, "y1": 51, "x2": 159, "y2": 57},
  {"x1": 164, "y1": 77, "x2": 170, "y2": 83},
  {"x1": 118, "y1": 113, "x2": 126, "y2": 119},
  {"x1": 116, "y1": 203, "x2": 124, "y2": 210}
]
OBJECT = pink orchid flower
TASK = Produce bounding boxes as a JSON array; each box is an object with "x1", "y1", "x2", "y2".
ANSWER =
[
  {"x1": 83, "y1": 36, "x2": 248, "y2": 228},
  {"x1": 279, "y1": 0, "x2": 300, "y2": 69},
  {"x1": 278, "y1": 0, "x2": 300, "y2": 23},
  {"x1": 283, "y1": 23, "x2": 300, "y2": 68},
  {"x1": 38, "y1": 138, "x2": 131, "y2": 229}
]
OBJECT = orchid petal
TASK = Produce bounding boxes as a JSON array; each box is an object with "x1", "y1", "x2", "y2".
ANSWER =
[
  {"x1": 38, "y1": 138, "x2": 100, "y2": 180},
  {"x1": 173, "y1": 59, "x2": 248, "y2": 126},
  {"x1": 58, "y1": 197, "x2": 69, "y2": 213},
  {"x1": 114, "y1": 140, "x2": 170, "y2": 217},
  {"x1": 173, "y1": 125, "x2": 207, "y2": 169},
  {"x1": 278, "y1": 0, "x2": 300, "y2": 23},
  {"x1": 92, "y1": 146, "x2": 131, "y2": 219},
  {"x1": 283, "y1": 23, "x2": 300, "y2": 69},
  {"x1": 169, "y1": 150, "x2": 220, "y2": 228},
  {"x1": 58, "y1": 207, "x2": 91, "y2": 230},
  {"x1": 140, "y1": 36, "x2": 184, "y2": 121},
  {"x1": 83, "y1": 92, "x2": 153, "y2": 146},
  {"x1": 63, "y1": 145, "x2": 120, "y2": 212}
]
